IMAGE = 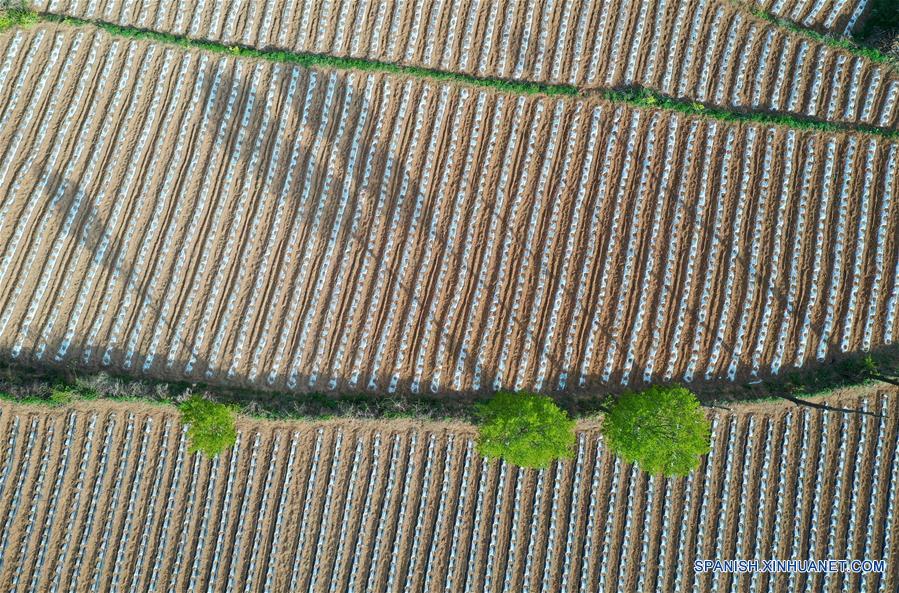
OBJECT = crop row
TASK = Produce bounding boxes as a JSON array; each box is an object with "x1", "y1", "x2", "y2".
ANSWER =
[
  {"x1": 0, "y1": 393, "x2": 896, "y2": 591},
  {"x1": 748, "y1": 0, "x2": 874, "y2": 34},
  {"x1": 31, "y1": 0, "x2": 899, "y2": 128},
  {"x1": 0, "y1": 26, "x2": 897, "y2": 394}
]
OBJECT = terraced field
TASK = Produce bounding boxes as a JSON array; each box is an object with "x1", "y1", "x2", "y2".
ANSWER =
[
  {"x1": 748, "y1": 0, "x2": 874, "y2": 34},
  {"x1": 33, "y1": 0, "x2": 899, "y2": 129},
  {"x1": 0, "y1": 392, "x2": 895, "y2": 592},
  {"x1": 3, "y1": 2, "x2": 899, "y2": 592},
  {"x1": 0, "y1": 25, "x2": 897, "y2": 396}
]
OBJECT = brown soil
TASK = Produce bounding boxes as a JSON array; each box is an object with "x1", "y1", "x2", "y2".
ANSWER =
[
  {"x1": 21, "y1": 2, "x2": 897, "y2": 128},
  {"x1": 0, "y1": 25, "x2": 897, "y2": 402},
  {"x1": 0, "y1": 391, "x2": 894, "y2": 590}
]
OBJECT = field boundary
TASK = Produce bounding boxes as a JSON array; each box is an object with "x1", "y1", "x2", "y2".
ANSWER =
[
  {"x1": 7, "y1": 12, "x2": 899, "y2": 139},
  {"x1": 2, "y1": 345, "x2": 897, "y2": 422},
  {"x1": 1, "y1": 369, "x2": 895, "y2": 439}
]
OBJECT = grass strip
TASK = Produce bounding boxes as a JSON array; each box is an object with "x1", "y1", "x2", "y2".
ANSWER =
[
  {"x1": 603, "y1": 86, "x2": 899, "y2": 138},
  {"x1": 0, "y1": 12, "x2": 885, "y2": 138}
]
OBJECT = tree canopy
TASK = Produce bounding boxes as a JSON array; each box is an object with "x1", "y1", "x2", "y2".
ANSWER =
[
  {"x1": 179, "y1": 395, "x2": 238, "y2": 457},
  {"x1": 476, "y1": 391, "x2": 576, "y2": 468},
  {"x1": 601, "y1": 385, "x2": 711, "y2": 476}
]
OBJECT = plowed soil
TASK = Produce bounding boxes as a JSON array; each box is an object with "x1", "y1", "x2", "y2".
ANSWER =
[
  {"x1": 0, "y1": 25, "x2": 898, "y2": 398},
  {"x1": 30, "y1": 0, "x2": 899, "y2": 129},
  {"x1": 0, "y1": 391, "x2": 896, "y2": 591}
]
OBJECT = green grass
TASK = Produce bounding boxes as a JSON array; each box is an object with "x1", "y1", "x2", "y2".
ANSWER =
[
  {"x1": 22, "y1": 14, "x2": 896, "y2": 138},
  {"x1": 0, "y1": 7, "x2": 38, "y2": 32},
  {"x1": 603, "y1": 87, "x2": 899, "y2": 138},
  {"x1": 0, "y1": 390, "x2": 50, "y2": 406}
]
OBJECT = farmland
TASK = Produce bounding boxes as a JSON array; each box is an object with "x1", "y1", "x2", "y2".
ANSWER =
[
  {"x1": 33, "y1": 0, "x2": 899, "y2": 129},
  {"x1": 0, "y1": 0, "x2": 899, "y2": 593},
  {"x1": 0, "y1": 391, "x2": 895, "y2": 592},
  {"x1": 0, "y1": 25, "x2": 897, "y2": 397},
  {"x1": 2, "y1": 4, "x2": 899, "y2": 590},
  {"x1": 747, "y1": 0, "x2": 874, "y2": 34}
]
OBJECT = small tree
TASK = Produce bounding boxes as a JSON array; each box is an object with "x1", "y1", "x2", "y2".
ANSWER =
[
  {"x1": 601, "y1": 385, "x2": 710, "y2": 476},
  {"x1": 476, "y1": 391, "x2": 576, "y2": 468},
  {"x1": 179, "y1": 395, "x2": 237, "y2": 457},
  {"x1": 857, "y1": 354, "x2": 899, "y2": 387}
]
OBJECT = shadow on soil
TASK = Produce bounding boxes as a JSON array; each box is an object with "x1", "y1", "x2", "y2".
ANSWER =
[
  {"x1": 3, "y1": 61, "x2": 898, "y2": 421},
  {"x1": 2, "y1": 341, "x2": 898, "y2": 422}
]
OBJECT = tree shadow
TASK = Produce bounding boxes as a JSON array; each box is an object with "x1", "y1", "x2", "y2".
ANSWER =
[
  {"x1": 1, "y1": 56, "x2": 897, "y2": 420},
  {"x1": 4, "y1": 59, "x2": 294, "y2": 367}
]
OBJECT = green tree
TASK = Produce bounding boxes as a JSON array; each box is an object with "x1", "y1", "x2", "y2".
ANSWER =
[
  {"x1": 601, "y1": 385, "x2": 710, "y2": 476},
  {"x1": 476, "y1": 391, "x2": 576, "y2": 468},
  {"x1": 179, "y1": 395, "x2": 237, "y2": 457}
]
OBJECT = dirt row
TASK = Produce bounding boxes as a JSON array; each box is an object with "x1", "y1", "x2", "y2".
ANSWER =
[
  {"x1": 749, "y1": 0, "x2": 872, "y2": 34},
  {"x1": 0, "y1": 25, "x2": 897, "y2": 397},
  {"x1": 30, "y1": 0, "x2": 899, "y2": 129},
  {"x1": 0, "y1": 391, "x2": 895, "y2": 592}
]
